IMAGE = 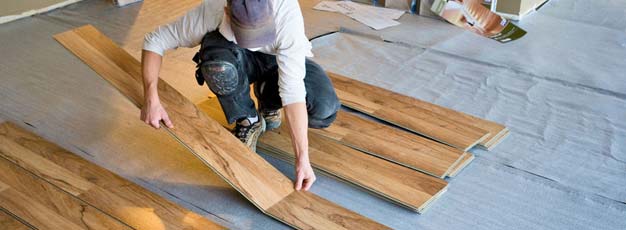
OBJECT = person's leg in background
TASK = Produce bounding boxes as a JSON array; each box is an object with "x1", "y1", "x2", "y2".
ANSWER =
[
  {"x1": 195, "y1": 31, "x2": 265, "y2": 150},
  {"x1": 253, "y1": 57, "x2": 341, "y2": 129}
]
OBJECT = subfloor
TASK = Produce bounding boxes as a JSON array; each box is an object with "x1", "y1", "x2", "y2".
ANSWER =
[{"x1": 1, "y1": 0, "x2": 625, "y2": 229}]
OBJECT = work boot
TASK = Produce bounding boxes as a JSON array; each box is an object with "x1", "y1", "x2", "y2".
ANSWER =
[
  {"x1": 260, "y1": 109, "x2": 282, "y2": 130},
  {"x1": 233, "y1": 117, "x2": 266, "y2": 152}
]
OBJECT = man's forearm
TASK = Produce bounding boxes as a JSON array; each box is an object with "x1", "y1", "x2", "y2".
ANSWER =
[
  {"x1": 283, "y1": 102, "x2": 309, "y2": 163},
  {"x1": 141, "y1": 50, "x2": 163, "y2": 101}
]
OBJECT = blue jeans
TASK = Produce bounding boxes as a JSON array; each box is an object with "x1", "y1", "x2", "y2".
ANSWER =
[{"x1": 195, "y1": 31, "x2": 340, "y2": 128}]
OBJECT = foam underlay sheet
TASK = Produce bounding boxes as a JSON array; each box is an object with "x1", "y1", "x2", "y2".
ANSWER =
[{"x1": 1, "y1": 0, "x2": 625, "y2": 229}]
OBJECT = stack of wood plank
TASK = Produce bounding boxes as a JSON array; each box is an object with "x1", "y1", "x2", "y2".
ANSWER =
[
  {"x1": 53, "y1": 24, "x2": 508, "y2": 228},
  {"x1": 0, "y1": 122, "x2": 226, "y2": 230}
]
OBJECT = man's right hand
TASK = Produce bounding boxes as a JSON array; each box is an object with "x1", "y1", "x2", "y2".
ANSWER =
[{"x1": 140, "y1": 98, "x2": 174, "y2": 129}]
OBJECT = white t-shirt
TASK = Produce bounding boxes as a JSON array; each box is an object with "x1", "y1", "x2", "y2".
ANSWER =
[{"x1": 143, "y1": 0, "x2": 313, "y2": 106}]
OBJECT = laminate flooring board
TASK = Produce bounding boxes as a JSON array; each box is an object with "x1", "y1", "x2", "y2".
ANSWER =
[
  {"x1": 54, "y1": 25, "x2": 387, "y2": 229},
  {"x1": 258, "y1": 126, "x2": 448, "y2": 213},
  {"x1": 313, "y1": 111, "x2": 465, "y2": 178},
  {"x1": 328, "y1": 72, "x2": 505, "y2": 151},
  {"x1": 0, "y1": 187, "x2": 85, "y2": 230},
  {"x1": 0, "y1": 208, "x2": 33, "y2": 230},
  {"x1": 0, "y1": 123, "x2": 226, "y2": 230},
  {"x1": 0, "y1": 136, "x2": 95, "y2": 196},
  {"x1": 0, "y1": 158, "x2": 130, "y2": 230}
]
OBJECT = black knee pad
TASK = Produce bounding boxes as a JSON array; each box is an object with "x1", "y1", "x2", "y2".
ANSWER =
[{"x1": 200, "y1": 60, "x2": 241, "y2": 96}]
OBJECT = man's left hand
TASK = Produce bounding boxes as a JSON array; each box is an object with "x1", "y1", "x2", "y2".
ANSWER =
[{"x1": 295, "y1": 160, "x2": 316, "y2": 191}]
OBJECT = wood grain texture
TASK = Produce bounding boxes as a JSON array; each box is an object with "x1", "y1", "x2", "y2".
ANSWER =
[
  {"x1": 0, "y1": 122, "x2": 225, "y2": 230},
  {"x1": 259, "y1": 125, "x2": 448, "y2": 212},
  {"x1": 312, "y1": 111, "x2": 465, "y2": 178},
  {"x1": 0, "y1": 188, "x2": 84, "y2": 230},
  {"x1": 267, "y1": 192, "x2": 389, "y2": 230},
  {"x1": 54, "y1": 25, "x2": 387, "y2": 229},
  {"x1": 0, "y1": 157, "x2": 131, "y2": 230},
  {"x1": 329, "y1": 72, "x2": 499, "y2": 151},
  {"x1": 0, "y1": 210, "x2": 32, "y2": 230},
  {"x1": 0, "y1": 137, "x2": 95, "y2": 196}
]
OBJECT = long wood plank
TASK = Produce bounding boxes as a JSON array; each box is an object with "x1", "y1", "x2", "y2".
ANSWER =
[
  {"x1": 196, "y1": 97, "x2": 448, "y2": 212},
  {"x1": 313, "y1": 111, "x2": 465, "y2": 178},
  {"x1": 0, "y1": 122, "x2": 225, "y2": 230},
  {"x1": 0, "y1": 157, "x2": 132, "y2": 230},
  {"x1": 328, "y1": 72, "x2": 507, "y2": 151},
  {"x1": 0, "y1": 187, "x2": 85, "y2": 230},
  {"x1": 260, "y1": 127, "x2": 448, "y2": 213},
  {"x1": 1, "y1": 207, "x2": 33, "y2": 230},
  {"x1": 54, "y1": 25, "x2": 387, "y2": 229}
]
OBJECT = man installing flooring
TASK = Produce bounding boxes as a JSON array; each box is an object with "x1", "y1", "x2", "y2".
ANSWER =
[{"x1": 139, "y1": 0, "x2": 341, "y2": 191}]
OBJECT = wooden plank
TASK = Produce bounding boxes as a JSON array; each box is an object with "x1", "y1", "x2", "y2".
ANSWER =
[
  {"x1": 312, "y1": 111, "x2": 465, "y2": 178},
  {"x1": 0, "y1": 157, "x2": 132, "y2": 229},
  {"x1": 266, "y1": 192, "x2": 388, "y2": 229},
  {"x1": 0, "y1": 136, "x2": 95, "y2": 196},
  {"x1": 197, "y1": 97, "x2": 447, "y2": 212},
  {"x1": 0, "y1": 209, "x2": 32, "y2": 230},
  {"x1": 54, "y1": 25, "x2": 387, "y2": 229},
  {"x1": 0, "y1": 188, "x2": 85, "y2": 230},
  {"x1": 0, "y1": 122, "x2": 225, "y2": 230},
  {"x1": 328, "y1": 72, "x2": 505, "y2": 151},
  {"x1": 260, "y1": 127, "x2": 448, "y2": 213}
]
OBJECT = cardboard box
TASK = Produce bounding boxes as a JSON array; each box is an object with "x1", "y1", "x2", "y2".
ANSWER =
[{"x1": 491, "y1": 0, "x2": 548, "y2": 20}]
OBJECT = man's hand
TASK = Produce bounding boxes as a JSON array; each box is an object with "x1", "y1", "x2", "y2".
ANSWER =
[
  {"x1": 140, "y1": 98, "x2": 174, "y2": 129},
  {"x1": 295, "y1": 159, "x2": 316, "y2": 191}
]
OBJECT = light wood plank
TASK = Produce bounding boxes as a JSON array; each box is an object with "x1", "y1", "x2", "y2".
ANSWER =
[
  {"x1": 0, "y1": 122, "x2": 225, "y2": 230},
  {"x1": 54, "y1": 25, "x2": 387, "y2": 229},
  {"x1": 0, "y1": 187, "x2": 85, "y2": 230},
  {"x1": 54, "y1": 27, "x2": 292, "y2": 210},
  {"x1": 0, "y1": 158, "x2": 131, "y2": 229},
  {"x1": 259, "y1": 125, "x2": 448, "y2": 212},
  {"x1": 0, "y1": 136, "x2": 95, "y2": 196},
  {"x1": 0, "y1": 210, "x2": 32, "y2": 230},
  {"x1": 267, "y1": 192, "x2": 389, "y2": 230},
  {"x1": 313, "y1": 111, "x2": 465, "y2": 178},
  {"x1": 329, "y1": 72, "x2": 500, "y2": 151}
]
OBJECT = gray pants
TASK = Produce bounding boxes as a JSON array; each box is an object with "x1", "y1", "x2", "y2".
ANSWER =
[{"x1": 196, "y1": 31, "x2": 340, "y2": 128}]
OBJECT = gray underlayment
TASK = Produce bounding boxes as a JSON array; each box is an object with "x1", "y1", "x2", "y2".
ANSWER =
[{"x1": 1, "y1": 0, "x2": 625, "y2": 229}]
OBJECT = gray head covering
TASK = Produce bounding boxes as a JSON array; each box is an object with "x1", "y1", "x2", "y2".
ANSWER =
[{"x1": 227, "y1": 0, "x2": 277, "y2": 48}]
